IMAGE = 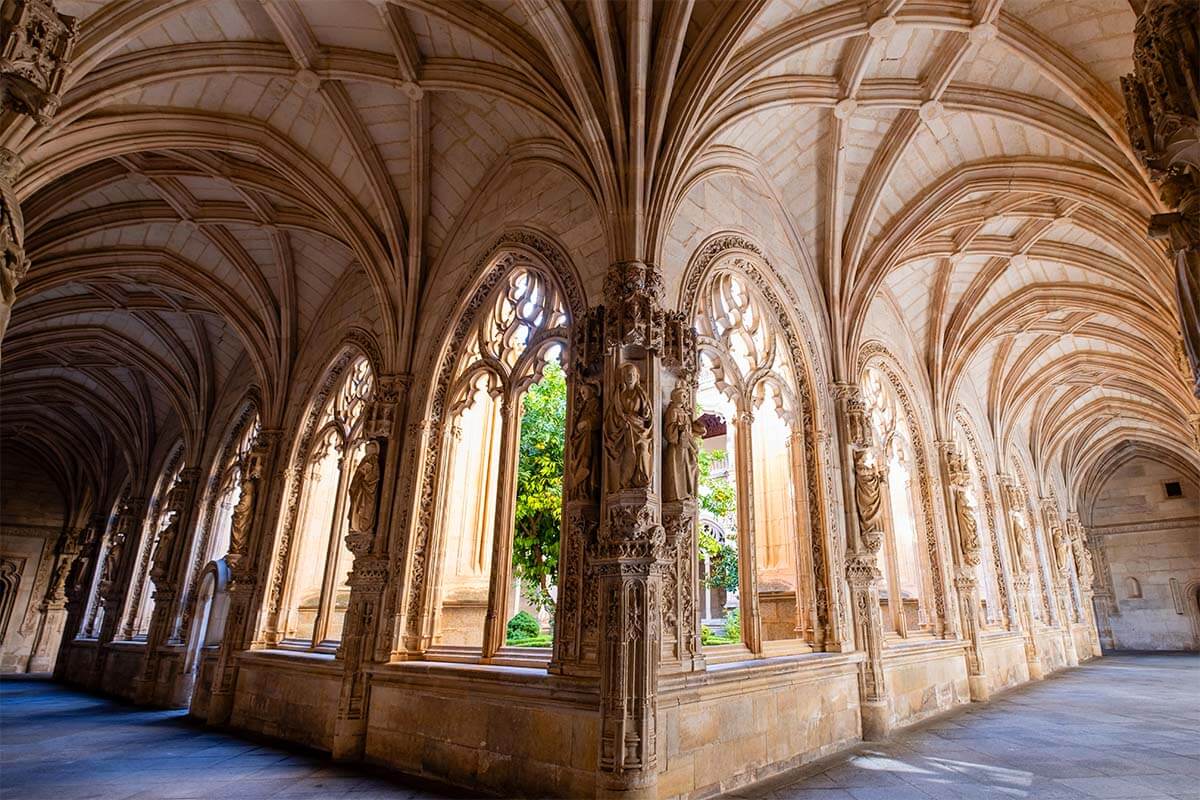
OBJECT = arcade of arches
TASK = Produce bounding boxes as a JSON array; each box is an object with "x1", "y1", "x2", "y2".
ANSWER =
[{"x1": 1, "y1": 0, "x2": 1198, "y2": 797}]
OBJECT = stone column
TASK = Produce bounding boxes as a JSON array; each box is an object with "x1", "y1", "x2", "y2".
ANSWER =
[
  {"x1": 206, "y1": 430, "x2": 281, "y2": 726},
  {"x1": 1121, "y1": 0, "x2": 1200, "y2": 397},
  {"x1": 1068, "y1": 516, "x2": 1103, "y2": 658},
  {"x1": 1041, "y1": 501, "x2": 1078, "y2": 667},
  {"x1": 834, "y1": 383, "x2": 890, "y2": 739},
  {"x1": 550, "y1": 315, "x2": 603, "y2": 677},
  {"x1": 91, "y1": 496, "x2": 147, "y2": 690},
  {"x1": 1, "y1": 0, "x2": 79, "y2": 347},
  {"x1": 590, "y1": 261, "x2": 678, "y2": 798},
  {"x1": 134, "y1": 467, "x2": 201, "y2": 705},
  {"x1": 939, "y1": 442, "x2": 988, "y2": 701},
  {"x1": 55, "y1": 515, "x2": 104, "y2": 680},
  {"x1": 332, "y1": 375, "x2": 404, "y2": 760},
  {"x1": 27, "y1": 526, "x2": 80, "y2": 672},
  {"x1": 999, "y1": 478, "x2": 1043, "y2": 680}
]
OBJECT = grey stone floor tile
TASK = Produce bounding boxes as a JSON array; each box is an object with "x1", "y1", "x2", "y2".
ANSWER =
[{"x1": 737, "y1": 654, "x2": 1199, "y2": 799}]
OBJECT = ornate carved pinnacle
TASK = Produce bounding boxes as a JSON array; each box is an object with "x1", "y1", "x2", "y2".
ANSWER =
[{"x1": 0, "y1": 0, "x2": 79, "y2": 125}]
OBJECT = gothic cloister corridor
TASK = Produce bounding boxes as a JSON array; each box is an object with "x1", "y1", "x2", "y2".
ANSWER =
[
  {"x1": 3, "y1": 653, "x2": 1197, "y2": 800},
  {"x1": 2, "y1": 0, "x2": 1199, "y2": 797}
]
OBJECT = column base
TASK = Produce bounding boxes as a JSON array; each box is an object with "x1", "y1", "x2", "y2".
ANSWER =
[
  {"x1": 207, "y1": 691, "x2": 234, "y2": 727},
  {"x1": 1027, "y1": 658, "x2": 1045, "y2": 681},
  {"x1": 860, "y1": 700, "x2": 891, "y2": 741},
  {"x1": 968, "y1": 674, "x2": 990, "y2": 702},
  {"x1": 597, "y1": 774, "x2": 658, "y2": 800},
  {"x1": 332, "y1": 717, "x2": 367, "y2": 761}
]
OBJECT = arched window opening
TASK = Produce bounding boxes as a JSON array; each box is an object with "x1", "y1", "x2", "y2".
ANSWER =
[
  {"x1": 280, "y1": 355, "x2": 374, "y2": 650},
  {"x1": 177, "y1": 409, "x2": 259, "y2": 645},
  {"x1": 861, "y1": 367, "x2": 936, "y2": 638},
  {"x1": 696, "y1": 375, "x2": 740, "y2": 645},
  {"x1": 184, "y1": 560, "x2": 230, "y2": 675},
  {"x1": 510, "y1": 357, "x2": 566, "y2": 646},
  {"x1": 123, "y1": 452, "x2": 183, "y2": 640},
  {"x1": 693, "y1": 270, "x2": 815, "y2": 655},
  {"x1": 429, "y1": 266, "x2": 570, "y2": 660},
  {"x1": 1125, "y1": 576, "x2": 1142, "y2": 599}
]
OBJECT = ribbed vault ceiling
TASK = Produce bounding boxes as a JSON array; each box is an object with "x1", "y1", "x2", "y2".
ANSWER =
[{"x1": 2, "y1": 0, "x2": 1197, "y2": 520}]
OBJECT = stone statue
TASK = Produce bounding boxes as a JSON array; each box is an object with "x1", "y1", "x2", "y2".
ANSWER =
[
  {"x1": 0, "y1": 185, "x2": 29, "y2": 337},
  {"x1": 954, "y1": 489, "x2": 982, "y2": 566},
  {"x1": 229, "y1": 473, "x2": 257, "y2": 558},
  {"x1": 1011, "y1": 512, "x2": 1034, "y2": 573},
  {"x1": 853, "y1": 449, "x2": 884, "y2": 552},
  {"x1": 348, "y1": 442, "x2": 381, "y2": 535},
  {"x1": 567, "y1": 382, "x2": 600, "y2": 501},
  {"x1": 1073, "y1": 536, "x2": 1095, "y2": 589},
  {"x1": 662, "y1": 386, "x2": 704, "y2": 503},
  {"x1": 604, "y1": 363, "x2": 653, "y2": 490},
  {"x1": 101, "y1": 533, "x2": 124, "y2": 587},
  {"x1": 150, "y1": 513, "x2": 177, "y2": 582},
  {"x1": 1052, "y1": 527, "x2": 1071, "y2": 574},
  {"x1": 49, "y1": 556, "x2": 70, "y2": 600}
]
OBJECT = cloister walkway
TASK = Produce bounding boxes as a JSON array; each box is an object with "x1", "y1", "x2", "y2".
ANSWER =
[{"x1": 0, "y1": 654, "x2": 1196, "y2": 799}]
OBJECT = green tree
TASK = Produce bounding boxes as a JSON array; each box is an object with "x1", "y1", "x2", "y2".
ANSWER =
[
  {"x1": 513, "y1": 360, "x2": 566, "y2": 614},
  {"x1": 697, "y1": 446, "x2": 739, "y2": 593},
  {"x1": 697, "y1": 447, "x2": 736, "y2": 519}
]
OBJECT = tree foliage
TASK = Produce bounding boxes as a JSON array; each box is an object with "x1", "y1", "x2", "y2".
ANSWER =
[
  {"x1": 697, "y1": 446, "x2": 739, "y2": 593},
  {"x1": 698, "y1": 447, "x2": 736, "y2": 519},
  {"x1": 513, "y1": 360, "x2": 566, "y2": 613}
]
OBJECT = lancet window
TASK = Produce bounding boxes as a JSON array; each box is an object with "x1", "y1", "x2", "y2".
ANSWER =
[
  {"x1": 427, "y1": 265, "x2": 569, "y2": 659},
  {"x1": 693, "y1": 269, "x2": 816, "y2": 654},
  {"x1": 122, "y1": 449, "x2": 183, "y2": 640},
  {"x1": 178, "y1": 409, "x2": 259, "y2": 642},
  {"x1": 861, "y1": 366, "x2": 937, "y2": 637},
  {"x1": 279, "y1": 355, "x2": 375, "y2": 650}
]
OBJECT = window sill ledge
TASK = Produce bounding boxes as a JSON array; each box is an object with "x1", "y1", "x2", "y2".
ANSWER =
[{"x1": 237, "y1": 648, "x2": 343, "y2": 676}]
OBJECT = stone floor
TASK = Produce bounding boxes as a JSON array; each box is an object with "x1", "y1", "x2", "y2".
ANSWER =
[
  {"x1": 736, "y1": 653, "x2": 1200, "y2": 800},
  {"x1": 1, "y1": 654, "x2": 1196, "y2": 799},
  {"x1": 0, "y1": 677, "x2": 461, "y2": 799}
]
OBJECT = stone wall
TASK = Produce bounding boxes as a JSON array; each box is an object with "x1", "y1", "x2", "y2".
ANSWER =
[
  {"x1": 1, "y1": 454, "x2": 66, "y2": 674},
  {"x1": 657, "y1": 655, "x2": 861, "y2": 798},
  {"x1": 230, "y1": 652, "x2": 342, "y2": 752},
  {"x1": 881, "y1": 640, "x2": 970, "y2": 729},
  {"x1": 978, "y1": 632, "x2": 1029, "y2": 696},
  {"x1": 1090, "y1": 457, "x2": 1200, "y2": 651},
  {"x1": 365, "y1": 664, "x2": 601, "y2": 798}
]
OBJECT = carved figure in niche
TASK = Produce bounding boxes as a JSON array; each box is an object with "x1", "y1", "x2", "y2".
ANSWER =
[
  {"x1": 101, "y1": 533, "x2": 125, "y2": 587},
  {"x1": 150, "y1": 514, "x2": 177, "y2": 582},
  {"x1": 1011, "y1": 512, "x2": 1034, "y2": 573},
  {"x1": 663, "y1": 386, "x2": 705, "y2": 503},
  {"x1": 604, "y1": 363, "x2": 653, "y2": 490},
  {"x1": 49, "y1": 556, "x2": 70, "y2": 600},
  {"x1": 1052, "y1": 527, "x2": 1071, "y2": 574},
  {"x1": 567, "y1": 382, "x2": 600, "y2": 501},
  {"x1": 0, "y1": 188, "x2": 29, "y2": 333},
  {"x1": 348, "y1": 441, "x2": 382, "y2": 536},
  {"x1": 228, "y1": 472, "x2": 257, "y2": 558},
  {"x1": 853, "y1": 449, "x2": 884, "y2": 552},
  {"x1": 1073, "y1": 537, "x2": 1095, "y2": 589},
  {"x1": 954, "y1": 490, "x2": 982, "y2": 566}
]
